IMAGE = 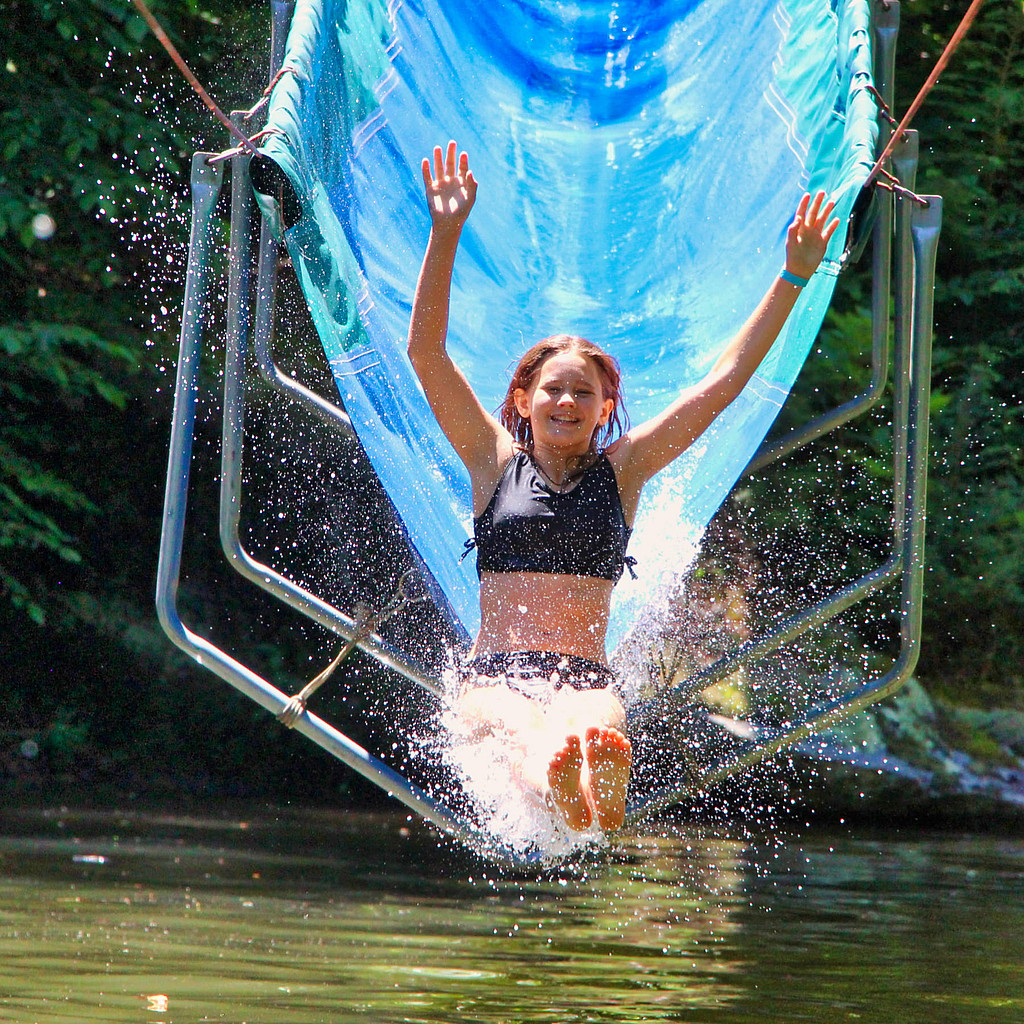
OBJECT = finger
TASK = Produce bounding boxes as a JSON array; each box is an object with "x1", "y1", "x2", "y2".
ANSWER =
[
  {"x1": 822, "y1": 215, "x2": 841, "y2": 244},
  {"x1": 445, "y1": 139, "x2": 457, "y2": 178},
  {"x1": 795, "y1": 192, "x2": 811, "y2": 221},
  {"x1": 466, "y1": 169, "x2": 478, "y2": 197},
  {"x1": 421, "y1": 157, "x2": 433, "y2": 192},
  {"x1": 806, "y1": 190, "x2": 825, "y2": 225},
  {"x1": 433, "y1": 145, "x2": 444, "y2": 182},
  {"x1": 818, "y1": 200, "x2": 837, "y2": 226}
]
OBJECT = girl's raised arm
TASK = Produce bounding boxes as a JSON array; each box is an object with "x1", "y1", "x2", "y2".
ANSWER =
[
  {"x1": 614, "y1": 192, "x2": 840, "y2": 491},
  {"x1": 407, "y1": 142, "x2": 507, "y2": 474}
]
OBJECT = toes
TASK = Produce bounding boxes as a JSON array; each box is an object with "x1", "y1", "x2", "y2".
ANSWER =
[
  {"x1": 585, "y1": 726, "x2": 632, "y2": 760},
  {"x1": 547, "y1": 735, "x2": 592, "y2": 831},
  {"x1": 552, "y1": 734, "x2": 582, "y2": 770}
]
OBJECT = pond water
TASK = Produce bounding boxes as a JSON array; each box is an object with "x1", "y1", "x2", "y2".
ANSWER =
[{"x1": 1, "y1": 807, "x2": 1021, "y2": 1023}]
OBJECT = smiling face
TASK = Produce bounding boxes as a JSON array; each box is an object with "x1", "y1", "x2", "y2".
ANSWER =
[{"x1": 513, "y1": 351, "x2": 615, "y2": 452}]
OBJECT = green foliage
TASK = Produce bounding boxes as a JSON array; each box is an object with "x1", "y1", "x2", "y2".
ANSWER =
[
  {"x1": 0, "y1": 0, "x2": 395, "y2": 807},
  {"x1": 1, "y1": 0, "x2": 174, "y2": 623},
  {"x1": 0, "y1": 0, "x2": 262, "y2": 624},
  {"x1": 2, "y1": 2, "x2": 178, "y2": 296},
  {"x1": 0, "y1": 322, "x2": 135, "y2": 621}
]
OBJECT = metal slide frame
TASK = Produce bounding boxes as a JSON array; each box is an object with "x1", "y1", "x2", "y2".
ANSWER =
[
  {"x1": 155, "y1": 149, "x2": 477, "y2": 846},
  {"x1": 624, "y1": 0, "x2": 944, "y2": 819},
  {"x1": 156, "y1": 0, "x2": 940, "y2": 835},
  {"x1": 220, "y1": 114, "x2": 441, "y2": 696}
]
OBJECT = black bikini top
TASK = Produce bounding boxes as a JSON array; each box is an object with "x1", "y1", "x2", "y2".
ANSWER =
[{"x1": 464, "y1": 450, "x2": 635, "y2": 581}]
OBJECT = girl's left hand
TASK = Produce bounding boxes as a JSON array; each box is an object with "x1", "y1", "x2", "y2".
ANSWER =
[{"x1": 785, "y1": 191, "x2": 840, "y2": 279}]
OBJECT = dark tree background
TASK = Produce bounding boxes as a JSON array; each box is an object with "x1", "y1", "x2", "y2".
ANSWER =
[{"x1": 2, "y1": 0, "x2": 1021, "y2": 806}]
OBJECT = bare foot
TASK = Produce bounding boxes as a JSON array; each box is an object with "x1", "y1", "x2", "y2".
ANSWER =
[
  {"x1": 584, "y1": 726, "x2": 632, "y2": 832},
  {"x1": 547, "y1": 735, "x2": 592, "y2": 831}
]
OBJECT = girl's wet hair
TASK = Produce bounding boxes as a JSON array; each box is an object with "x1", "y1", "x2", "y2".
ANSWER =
[{"x1": 499, "y1": 334, "x2": 629, "y2": 449}]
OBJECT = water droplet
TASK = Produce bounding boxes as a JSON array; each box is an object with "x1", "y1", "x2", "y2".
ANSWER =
[{"x1": 31, "y1": 213, "x2": 56, "y2": 240}]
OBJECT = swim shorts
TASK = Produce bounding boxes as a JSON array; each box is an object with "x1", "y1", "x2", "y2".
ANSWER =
[{"x1": 459, "y1": 650, "x2": 617, "y2": 702}]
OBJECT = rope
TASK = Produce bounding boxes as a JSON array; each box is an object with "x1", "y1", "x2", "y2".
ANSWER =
[
  {"x1": 867, "y1": 0, "x2": 988, "y2": 185},
  {"x1": 206, "y1": 126, "x2": 285, "y2": 165},
  {"x1": 277, "y1": 570, "x2": 429, "y2": 728},
  {"x1": 130, "y1": 0, "x2": 259, "y2": 157},
  {"x1": 242, "y1": 65, "x2": 304, "y2": 121}
]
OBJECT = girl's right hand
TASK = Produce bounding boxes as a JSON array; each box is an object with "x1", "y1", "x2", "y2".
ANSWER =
[{"x1": 422, "y1": 141, "x2": 477, "y2": 234}]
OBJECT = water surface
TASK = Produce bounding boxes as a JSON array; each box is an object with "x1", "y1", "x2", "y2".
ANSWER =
[{"x1": 1, "y1": 807, "x2": 1021, "y2": 1023}]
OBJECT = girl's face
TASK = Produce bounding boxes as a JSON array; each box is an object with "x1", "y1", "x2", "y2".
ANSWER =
[{"x1": 514, "y1": 351, "x2": 614, "y2": 450}]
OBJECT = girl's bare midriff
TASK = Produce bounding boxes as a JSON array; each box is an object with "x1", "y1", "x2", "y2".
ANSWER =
[{"x1": 472, "y1": 570, "x2": 614, "y2": 663}]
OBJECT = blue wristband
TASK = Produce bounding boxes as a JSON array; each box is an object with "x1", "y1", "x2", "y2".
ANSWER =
[{"x1": 780, "y1": 268, "x2": 810, "y2": 288}]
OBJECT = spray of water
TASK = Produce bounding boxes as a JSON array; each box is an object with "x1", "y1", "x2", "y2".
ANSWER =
[{"x1": 439, "y1": 697, "x2": 606, "y2": 862}]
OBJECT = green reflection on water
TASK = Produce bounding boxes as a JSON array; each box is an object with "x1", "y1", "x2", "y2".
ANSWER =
[{"x1": 0, "y1": 808, "x2": 1022, "y2": 1024}]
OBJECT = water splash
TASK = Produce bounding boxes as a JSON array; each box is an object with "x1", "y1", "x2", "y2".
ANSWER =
[{"x1": 429, "y1": 664, "x2": 607, "y2": 865}]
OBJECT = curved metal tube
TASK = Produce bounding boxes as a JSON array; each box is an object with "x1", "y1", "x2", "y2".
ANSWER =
[
  {"x1": 902, "y1": 195, "x2": 940, "y2": 649},
  {"x1": 631, "y1": 552, "x2": 902, "y2": 723},
  {"x1": 743, "y1": 1, "x2": 901, "y2": 475},
  {"x1": 251, "y1": 206, "x2": 356, "y2": 437},
  {"x1": 626, "y1": 192, "x2": 942, "y2": 822},
  {"x1": 890, "y1": 129, "x2": 920, "y2": 544},
  {"x1": 247, "y1": 0, "x2": 357, "y2": 438},
  {"x1": 156, "y1": 154, "x2": 473, "y2": 843},
  {"x1": 156, "y1": 153, "x2": 223, "y2": 643},
  {"x1": 218, "y1": 132, "x2": 440, "y2": 695},
  {"x1": 633, "y1": 641, "x2": 920, "y2": 820}
]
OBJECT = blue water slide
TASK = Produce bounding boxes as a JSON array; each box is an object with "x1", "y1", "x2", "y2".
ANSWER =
[{"x1": 259, "y1": 0, "x2": 878, "y2": 652}]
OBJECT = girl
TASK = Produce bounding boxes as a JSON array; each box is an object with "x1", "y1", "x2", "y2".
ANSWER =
[{"x1": 408, "y1": 142, "x2": 838, "y2": 832}]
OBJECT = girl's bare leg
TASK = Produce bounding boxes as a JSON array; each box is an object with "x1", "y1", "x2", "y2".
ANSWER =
[
  {"x1": 452, "y1": 684, "x2": 545, "y2": 743},
  {"x1": 454, "y1": 685, "x2": 573, "y2": 817},
  {"x1": 451, "y1": 683, "x2": 632, "y2": 833}
]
